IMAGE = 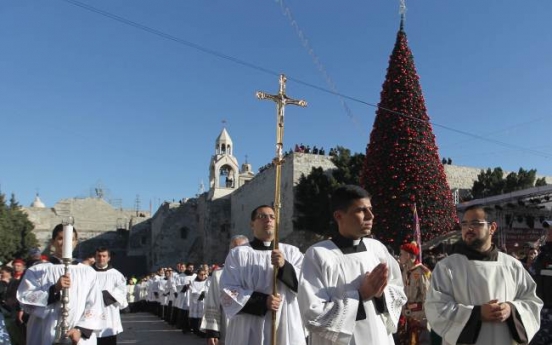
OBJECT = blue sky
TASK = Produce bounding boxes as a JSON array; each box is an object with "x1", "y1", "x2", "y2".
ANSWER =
[{"x1": 1, "y1": 0, "x2": 551, "y2": 210}]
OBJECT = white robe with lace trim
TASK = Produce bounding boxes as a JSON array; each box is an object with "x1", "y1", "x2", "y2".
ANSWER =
[
  {"x1": 200, "y1": 269, "x2": 226, "y2": 341},
  {"x1": 17, "y1": 262, "x2": 104, "y2": 345},
  {"x1": 298, "y1": 238, "x2": 406, "y2": 345},
  {"x1": 424, "y1": 252, "x2": 542, "y2": 345},
  {"x1": 220, "y1": 243, "x2": 306, "y2": 345},
  {"x1": 95, "y1": 267, "x2": 128, "y2": 337}
]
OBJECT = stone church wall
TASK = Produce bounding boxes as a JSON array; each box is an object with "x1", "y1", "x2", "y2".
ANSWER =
[
  {"x1": 23, "y1": 197, "x2": 148, "y2": 253},
  {"x1": 230, "y1": 153, "x2": 337, "y2": 242}
]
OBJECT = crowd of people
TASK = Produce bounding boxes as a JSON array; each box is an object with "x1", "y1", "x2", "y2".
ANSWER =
[
  {"x1": 257, "y1": 144, "x2": 340, "y2": 173},
  {"x1": 1, "y1": 184, "x2": 551, "y2": 345}
]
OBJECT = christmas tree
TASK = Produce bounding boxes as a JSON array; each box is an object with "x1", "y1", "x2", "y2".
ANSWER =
[{"x1": 362, "y1": 17, "x2": 457, "y2": 251}]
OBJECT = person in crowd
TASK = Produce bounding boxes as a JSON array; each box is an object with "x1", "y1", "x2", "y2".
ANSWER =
[
  {"x1": 201, "y1": 234, "x2": 249, "y2": 345},
  {"x1": 92, "y1": 247, "x2": 128, "y2": 345},
  {"x1": 126, "y1": 278, "x2": 136, "y2": 313},
  {"x1": 399, "y1": 241, "x2": 431, "y2": 345},
  {"x1": 0, "y1": 265, "x2": 19, "y2": 345},
  {"x1": 298, "y1": 185, "x2": 406, "y2": 345},
  {"x1": 532, "y1": 220, "x2": 552, "y2": 345},
  {"x1": 425, "y1": 204, "x2": 543, "y2": 345},
  {"x1": 175, "y1": 263, "x2": 196, "y2": 333},
  {"x1": 81, "y1": 252, "x2": 96, "y2": 266},
  {"x1": 521, "y1": 243, "x2": 539, "y2": 277},
  {"x1": 17, "y1": 224, "x2": 104, "y2": 345},
  {"x1": 188, "y1": 267, "x2": 209, "y2": 337},
  {"x1": 220, "y1": 205, "x2": 305, "y2": 345}
]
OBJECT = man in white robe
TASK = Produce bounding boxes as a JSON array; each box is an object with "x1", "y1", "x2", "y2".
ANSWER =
[
  {"x1": 425, "y1": 204, "x2": 543, "y2": 345},
  {"x1": 92, "y1": 247, "x2": 128, "y2": 345},
  {"x1": 220, "y1": 205, "x2": 305, "y2": 345},
  {"x1": 201, "y1": 234, "x2": 248, "y2": 345},
  {"x1": 175, "y1": 263, "x2": 196, "y2": 332},
  {"x1": 298, "y1": 185, "x2": 406, "y2": 345},
  {"x1": 17, "y1": 224, "x2": 104, "y2": 345}
]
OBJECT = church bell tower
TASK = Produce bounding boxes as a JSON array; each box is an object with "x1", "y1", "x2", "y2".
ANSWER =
[{"x1": 208, "y1": 128, "x2": 240, "y2": 200}]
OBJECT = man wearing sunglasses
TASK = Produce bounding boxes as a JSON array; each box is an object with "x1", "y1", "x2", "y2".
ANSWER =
[
  {"x1": 425, "y1": 204, "x2": 542, "y2": 345},
  {"x1": 220, "y1": 205, "x2": 305, "y2": 345}
]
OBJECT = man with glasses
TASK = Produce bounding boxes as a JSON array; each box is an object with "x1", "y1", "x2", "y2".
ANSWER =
[
  {"x1": 425, "y1": 204, "x2": 542, "y2": 345},
  {"x1": 220, "y1": 205, "x2": 305, "y2": 345}
]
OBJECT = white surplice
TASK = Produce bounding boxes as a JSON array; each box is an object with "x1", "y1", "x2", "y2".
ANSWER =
[
  {"x1": 220, "y1": 243, "x2": 306, "y2": 345},
  {"x1": 175, "y1": 273, "x2": 196, "y2": 310},
  {"x1": 95, "y1": 267, "x2": 128, "y2": 338},
  {"x1": 17, "y1": 262, "x2": 104, "y2": 345},
  {"x1": 200, "y1": 269, "x2": 226, "y2": 342},
  {"x1": 188, "y1": 278, "x2": 210, "y2": 318},
  {"x1": 298, "y1": 238, "x2": 406, "y2": 345},
  {"x1": 424, "y1": 252, "x2": 543, "y2": 345}
]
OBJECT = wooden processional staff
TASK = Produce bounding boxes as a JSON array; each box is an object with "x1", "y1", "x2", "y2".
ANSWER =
[{"x1": 256, "y1": 74, "x2": 307, "y2": 345}]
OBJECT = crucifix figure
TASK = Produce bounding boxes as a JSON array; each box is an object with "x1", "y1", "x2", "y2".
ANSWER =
[
  {"x1": 256, "y1": 74, "x2": 307, "y2": 164},
  {"x1": 256, "y1": 74, "x2": 306, "y2": 345}
]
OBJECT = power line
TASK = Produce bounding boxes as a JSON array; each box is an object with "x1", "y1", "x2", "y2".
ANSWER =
[{"x1": 59, "y1": 0, "x2": 551, "y2": 160}]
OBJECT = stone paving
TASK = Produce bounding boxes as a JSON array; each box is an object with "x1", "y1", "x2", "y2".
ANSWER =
[{"x1": 119, "y1": 312, "x2": 206, "y2": 345}]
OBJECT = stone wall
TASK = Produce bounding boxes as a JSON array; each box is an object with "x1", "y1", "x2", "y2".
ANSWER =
[
  {"x1": 230, "y1": 153, "x2": 336, "y2": 242},
  {"x1": 444, "y1": 165, "x2": 552, "y2": 190},
  {"x1": 23, "y1": 197, "x2": 149, "y2": 252}
]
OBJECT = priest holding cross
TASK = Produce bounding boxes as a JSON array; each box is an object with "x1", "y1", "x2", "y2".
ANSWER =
[{"x1": 220, "y1": 74, "x2": 307, "y2": 345}]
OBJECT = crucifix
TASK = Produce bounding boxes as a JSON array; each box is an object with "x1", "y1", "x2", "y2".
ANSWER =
[
  {"x1": 256, "y1": 74, "x2": 307, "y2": 164},
  {"x1": 256, "y1": 74, "x2": 307, "y2": 345}
]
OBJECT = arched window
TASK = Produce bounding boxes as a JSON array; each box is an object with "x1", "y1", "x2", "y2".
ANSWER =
[{"x1": 180, "y1": 226, "x2": 190, "y2": 239}]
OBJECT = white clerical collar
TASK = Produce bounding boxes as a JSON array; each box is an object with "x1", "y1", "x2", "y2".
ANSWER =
[
  {"x1": 96, "y1": 264, "x2": 109, "y2": 270},
  {"x1": 263, "y1": 241, "x2": 272, "y2": 247},
  {"x1": 352, "y1": 239, "x2": 361, "y2": 246}
]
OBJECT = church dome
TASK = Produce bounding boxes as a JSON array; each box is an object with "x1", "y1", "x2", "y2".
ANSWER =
[{"x1": 31, "y1": 194, "x2": 46, "y2": 208}]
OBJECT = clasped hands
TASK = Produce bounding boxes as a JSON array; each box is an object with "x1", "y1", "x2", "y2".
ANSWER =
[
  {"x1": 481, "y1": 299, "x2": 511, "y2": 322},
  {"x1": 359, "y1": 263, "x2": 388, "y2": 301}
]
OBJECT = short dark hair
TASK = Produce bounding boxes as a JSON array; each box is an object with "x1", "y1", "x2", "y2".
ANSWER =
[
  {"x1": 463, "y1": 204, "x2": 495, "y2": 221},
  {"x1": 51, "y1": 224, "x2": 78, "y2": 240},
  {"x1": 95, "y1": 247, "x2": 111, "y2": 257},
  {"x1": 0, "y1": 265, "x2": 13, "y2": 275},
  {"x1": 330, "y1": 185, "x2": 371, "y2": 213},
  {"x1": 250, "y1": 205, "x2": 274, "y2": 221}
]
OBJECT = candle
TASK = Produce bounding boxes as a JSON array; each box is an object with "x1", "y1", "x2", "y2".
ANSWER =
[{"x1": 62, "y1": 224, "x2": 73, "y2": 259}]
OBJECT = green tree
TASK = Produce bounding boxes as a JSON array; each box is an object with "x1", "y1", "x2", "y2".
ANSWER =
[
  {"x1": 331, "y1": 147, "x2": 366, "y2": 185},
  {"x1": 472, "y1": 168, "x2": 506, "y2": 198},
  {"x1": 472, "y1": 167, "x2": 543, "y2": 198},
  {"x1": 0, "y1": 193, "x2": 38, "y2": 263},
  {"x1": 293, "y1": 147, "x2": 366, "y2": 237},
  {"x1": 536, "y1": 177, "x2": 547, "y2": 186}
]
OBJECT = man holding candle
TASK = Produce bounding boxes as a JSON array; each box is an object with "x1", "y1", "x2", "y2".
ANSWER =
[{"x1": 16, "y1": 224, "x2": 104, "y2": 345}]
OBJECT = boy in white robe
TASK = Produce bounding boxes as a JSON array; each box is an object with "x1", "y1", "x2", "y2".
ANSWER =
[
  {"x1": 220, "y1": 205, "x2": 305, "y2": 345},
  {"x1": 175, "y1": 263, "x2": 196, "y2": 333},
  {"x1": 92, "y1": 247, "x2": 128, "y2": 345},
  {"x1": 425, "y1": 204, "x2": 543, "y2": 345},
  {"x1": 17, "y1": 224, "x2": 104, "y2": 345},
  {"x1": 188, "y1": 267, "x2": 210, "y2": 335},
  {"x1": 298, "y1": 185, "x2": 406, "y2": 345},
  {"x1": 200, "y1": 234, "x2": 249, "y2": 345}
]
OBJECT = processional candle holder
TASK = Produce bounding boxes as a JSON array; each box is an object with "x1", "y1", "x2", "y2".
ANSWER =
[{"x1": 53, "y1": 216, "x2": 74, "y2": 345}]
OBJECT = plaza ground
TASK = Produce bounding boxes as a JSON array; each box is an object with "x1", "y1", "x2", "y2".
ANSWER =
[{"x1": 119, "y1": 312, "x2": 205, "y2": 345}]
